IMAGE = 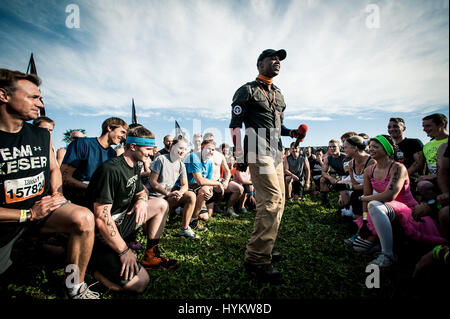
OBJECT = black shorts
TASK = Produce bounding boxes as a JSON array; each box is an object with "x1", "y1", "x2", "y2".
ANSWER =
[
  {"x1": 292, "y1": 180, "x2": 303, "y2": 196},
  {"x1": 0, "y1": 211, "x2": 54, "y2": 275},
  {"x1": 188, "y1": 183, "x2": 221, "y2": 204},
  {"x1": 90, "y1": 212, "x2": 142, "y2": 286},
  {"x1": 243, "y1": 184, "x2": 252, "y2": 194}
]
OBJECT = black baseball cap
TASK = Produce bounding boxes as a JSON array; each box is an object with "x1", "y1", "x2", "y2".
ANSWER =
[{"x1": 257, "y1": 49, "x2": 287, "y2": 63}]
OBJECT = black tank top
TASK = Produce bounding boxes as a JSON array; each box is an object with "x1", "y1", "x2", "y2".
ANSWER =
[
  {"x1": 287, "y1": 155, "x2": 306, "y2": 180},
  {"x1": 0, "y1": 123, "x2": 51, "y2": 209},
  {"x1": 327, "y1": 154, "x2": 346, "y2": 176}
]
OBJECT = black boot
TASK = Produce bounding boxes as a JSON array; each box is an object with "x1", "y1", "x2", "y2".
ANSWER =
[
  {"x1": 271, "y1": 250, "x2": 282, "y2": 263},
  {"x1": 244, "y1": 262, "x2": 283, "y2": 284}
]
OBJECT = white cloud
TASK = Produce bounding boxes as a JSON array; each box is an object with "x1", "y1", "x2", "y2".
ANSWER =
[
  {"x1": 2, "y1": 0, "x2": 448, "y2": 118},
  {"x1": 284, "y1": 114, "x2": 332, "y2": 121}
]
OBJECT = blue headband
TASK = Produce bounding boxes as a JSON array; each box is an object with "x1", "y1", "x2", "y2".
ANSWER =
[{"x1": 125, "y1": 136, "x2": 156, "y2": 147}]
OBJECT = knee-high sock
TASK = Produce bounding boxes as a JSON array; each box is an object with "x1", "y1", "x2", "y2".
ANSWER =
[{"x1": 368, "y1": 200, "x2": 395, "y2": 257}]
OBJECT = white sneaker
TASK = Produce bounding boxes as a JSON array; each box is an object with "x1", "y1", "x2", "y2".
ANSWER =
[
  {"x1": 225, "y1": 207, "x2": 239, "y2": 217},
  {"x1": 369, "y1": 252, "x2": 396, "y2": 268},
  {"x1": 177, "y1": 226, "x2": 200, "y2": 240},
  {"x1": 64, "y1": 282, "x2": 101, "y2": 299}
]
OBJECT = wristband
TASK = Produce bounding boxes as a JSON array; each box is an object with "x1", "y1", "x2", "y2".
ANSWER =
[
  {"x1": 118, "y1": 247, "x2": 130, "y2": 257},
  {"x1": 19, "y1": 209, "x2": 29, "y2": 223},
  {"x1": 136, "y1": 196, "x2": 148, "y2": 203},
  {"x1": 432, "y1": 245, "x2": 449, "y2": 264}
]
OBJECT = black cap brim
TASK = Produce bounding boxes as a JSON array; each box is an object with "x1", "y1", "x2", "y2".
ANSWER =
[
  {"x1": 257, "y1": 49, "x2": 287, "y2": 63},
  {"x1": 273, "y1": 49, "x2": 287, "y2": 61}
]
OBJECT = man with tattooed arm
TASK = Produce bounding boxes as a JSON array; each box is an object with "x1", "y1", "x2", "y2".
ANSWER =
[{"x1": 87, "y1": 126, "x2": 176, "y2": 293}]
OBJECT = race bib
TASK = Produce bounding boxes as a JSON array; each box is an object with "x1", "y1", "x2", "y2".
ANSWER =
[
  {"x1": 428, "y1": 164, "x2": 437, "y2": 174},
  {"x1": 4, "y1": 172, "x2": 45, "y2": 204}
]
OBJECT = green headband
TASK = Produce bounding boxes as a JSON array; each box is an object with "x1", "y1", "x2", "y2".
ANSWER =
[{"x1": 373, "y1": 135, "x2": 394, "y2": 156}]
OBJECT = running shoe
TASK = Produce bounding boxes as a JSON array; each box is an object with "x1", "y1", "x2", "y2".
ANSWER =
[
  {"x1": 141, "y1": 245, "x2": 177, "y2": 269},
  {"x1": 177, "y1": 226, "x2": 200, "y2": 240}
]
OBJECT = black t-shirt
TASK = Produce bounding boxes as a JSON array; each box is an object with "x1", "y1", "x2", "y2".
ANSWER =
[
  {"x1": 327, "y1": 154, "x2": 347, "y2": 176},
  {"x1": 87, "y1": 155, "x2": 144, "y2": 219},
  {"x1": 0, "y1": 123, "x2": 50, "y2": 245},
  {"x1": 396, "y1": 138, "x2": 424, "y2": 169},
  {"x1": 308, "y1": 155, "x2": 322, "y2": 177},
  {"x1": 158, "y1": 148, "x2": 169, "y2": 156}
]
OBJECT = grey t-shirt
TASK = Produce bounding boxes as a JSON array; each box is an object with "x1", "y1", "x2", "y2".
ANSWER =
[{"x1": 148, "y1": 154, "x2": 187, "y2": 198}]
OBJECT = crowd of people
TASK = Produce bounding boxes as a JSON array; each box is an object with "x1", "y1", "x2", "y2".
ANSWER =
[
  {"x1": 299, "y1": 115, "x2": 449, "y2": 276},
  {"x1": 1, "y1": 64, "x2": 448, "y2": 299}
]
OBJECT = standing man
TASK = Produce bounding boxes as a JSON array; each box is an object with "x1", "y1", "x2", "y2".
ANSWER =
[
  {"x1": 60, "y1": 117, "x2": 128, "y2": 206},
  {"x1": 229, "y1": 49, "x2": 301, "y2": 283},
  {"x1": 0, "y1": 69, "x2": 98, "y2": 299}
]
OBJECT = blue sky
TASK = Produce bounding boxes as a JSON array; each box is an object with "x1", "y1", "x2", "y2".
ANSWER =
[{"x1": 1, "y1": 0, "x2": 448, "y2": 150}]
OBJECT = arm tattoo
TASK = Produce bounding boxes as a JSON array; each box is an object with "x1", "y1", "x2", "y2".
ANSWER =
[
  {"x1": 389, "y1": 167, "x2": 400, "y2": 191},
  {"x1": 103, "y1": 206, "x2": 117, "y2": 237}
]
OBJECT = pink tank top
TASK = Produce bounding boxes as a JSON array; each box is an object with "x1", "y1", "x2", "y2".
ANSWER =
[{"x1": 369, "y1": 163, "x2": 418, "y2": 208}]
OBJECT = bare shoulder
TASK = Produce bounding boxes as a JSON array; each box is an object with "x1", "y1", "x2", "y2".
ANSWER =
[{"x1": 392, "y1": 162, "x2": 408, "y2": 177}]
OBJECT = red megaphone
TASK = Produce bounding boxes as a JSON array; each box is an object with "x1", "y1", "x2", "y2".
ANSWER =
[{"x1": 294, "y1": 124, "x2": 308, "y2": 147}]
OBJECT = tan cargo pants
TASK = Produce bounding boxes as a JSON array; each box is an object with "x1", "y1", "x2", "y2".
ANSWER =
[{"x1": 245, "y1": 155, "x2": 285, "y2": 265}]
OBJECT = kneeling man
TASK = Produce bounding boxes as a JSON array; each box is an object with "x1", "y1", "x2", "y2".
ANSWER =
[{"x1": 87, "y1": 126, "x2": 176, "y2": 293}]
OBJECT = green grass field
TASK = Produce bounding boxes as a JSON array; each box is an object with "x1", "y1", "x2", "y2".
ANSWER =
[{"x1": 0, "y1": 192, "x2": 445, "y2": 300}]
